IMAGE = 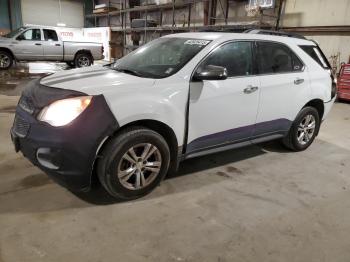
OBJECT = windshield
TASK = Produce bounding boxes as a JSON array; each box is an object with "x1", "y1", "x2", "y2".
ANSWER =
[
  {"x1": 110, "y1": 37, "x2": 211, "y2": 78},
  {"x1": 3, "y1": 27, "x2": 27, "y2": 38}
]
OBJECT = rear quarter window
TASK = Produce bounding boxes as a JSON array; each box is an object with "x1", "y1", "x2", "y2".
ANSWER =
[{"x1": 299, "y1": 45, "x2": 330, "y2": 69}]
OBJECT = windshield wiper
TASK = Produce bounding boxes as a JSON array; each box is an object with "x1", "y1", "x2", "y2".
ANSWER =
[{"x1": 114, "y1": 67, "x2": 142, "y2": 77}]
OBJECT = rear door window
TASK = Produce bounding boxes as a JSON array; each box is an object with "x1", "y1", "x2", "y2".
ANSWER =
[
  {"x1": 43, "y1": 29, "x2": 58, "y2": 41},
  {"x1": 256, "y1": 41, "x2": 303, "y2": 74}
]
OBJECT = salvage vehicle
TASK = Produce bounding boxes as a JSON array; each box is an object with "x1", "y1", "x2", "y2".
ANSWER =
[
  {"x1": 0, "y1": 26, "x2": 104, "y2": 69},
  {"x1": 337, "y1": 63, "x2": 350, "y2": 101},
  {"x1": 11, "y1": 30, "x2": 336, "y2": 200}
]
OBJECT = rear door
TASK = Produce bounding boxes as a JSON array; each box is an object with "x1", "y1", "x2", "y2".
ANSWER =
[
  {"x1": 253, "y1": 41, "x2": 310, "y2": 138},
  {"x1": 187, "y1": 41, "x2": 260, "y2": 154},
  {"x1": 42, "y1": 29, "x2": 63, "y2": 61},
  {"x1": 13, "y1": 28, "x2": 44, "y2": 60}
]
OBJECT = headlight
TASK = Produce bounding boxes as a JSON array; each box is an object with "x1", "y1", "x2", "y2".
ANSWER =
[{"x1": 38, "y1": 96, "x2": 92, "y2": 127}]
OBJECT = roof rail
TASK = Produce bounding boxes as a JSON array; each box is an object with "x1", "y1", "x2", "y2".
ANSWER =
[{"x1": 244, "y1": 29, "x2": 306, "y2": 40}]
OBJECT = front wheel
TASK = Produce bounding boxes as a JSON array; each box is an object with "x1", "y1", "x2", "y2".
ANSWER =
[
  {"x1": 74, "y1": 53, "x2": 92, "y2": 68},
  {"x1": 0, "y1": 51, "x2": 13, "y2": 70},
  {"x1": 97, "y1": 127, "x2": 170, "y2": 200},
  {"x1": 282, "y1": 107, "x2": 321, "y2": 151}
]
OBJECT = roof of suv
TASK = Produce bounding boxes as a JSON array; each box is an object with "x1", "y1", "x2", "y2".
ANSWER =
[{"x1": 164, "y1": 32, "x2": 315, "y2": 46}]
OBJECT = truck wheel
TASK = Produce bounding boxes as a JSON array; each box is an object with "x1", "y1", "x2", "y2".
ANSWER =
[
  {"x1": 74, "y1": 53, "x2": 92, "y2": 67},
  {"x1": 0, "y1": 51, "x2": 13, "y2": 70},
  {"x1": 282, "y1": 107, "x2": 320, "y2": 151},
  {"x1": 97, "y1": 127, "x2": 170, "y2": 200}
]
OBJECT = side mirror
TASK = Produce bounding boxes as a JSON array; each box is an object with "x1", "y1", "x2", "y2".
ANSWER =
[{"x1": 193, "y1": 65, "x2": 228, "y2": 81}]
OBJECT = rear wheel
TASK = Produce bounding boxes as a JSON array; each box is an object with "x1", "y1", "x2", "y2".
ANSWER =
[
  {"x1": 97, "y1": 127, "x2": 170, "y2": 200},
  {"x1": 282, "y1": 107, "x2": 320, "y2": 151},
  {"x1": 0, "y1": 51, "x2": 13, "y2": 70},
  {"x1": 74, "y1": 53, "x2": 92, "y2": 68}
]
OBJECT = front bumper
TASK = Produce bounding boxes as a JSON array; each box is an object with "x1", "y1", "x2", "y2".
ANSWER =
[{"x1": 11, "y1": 88, "x2": 118, "y2": 191}]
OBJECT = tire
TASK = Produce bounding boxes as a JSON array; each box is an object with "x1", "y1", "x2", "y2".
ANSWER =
[
  {"x1": 282, "y1": 106, "x2": 320, "y2": 151},
  {"x1": 97, "y1": 127, "x2": 170, "y2": 200},
  {"x1": 0, "y1": 50, "x2": 13, "y2": 70},
  {"x1": 74, "y1": 52, "x2": 92, "y2": 68}
]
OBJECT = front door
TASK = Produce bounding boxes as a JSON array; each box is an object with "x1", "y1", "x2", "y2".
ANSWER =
[
  {"x1": 187, "y1": 41, "x2": 260, "y2": 154},
  {"x1": 13, "y1": 28, "x2": 44, "y2": 60}
]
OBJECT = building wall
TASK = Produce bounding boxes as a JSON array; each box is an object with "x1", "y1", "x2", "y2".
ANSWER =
[
  {"x1": 21, "y1": 0, "x2": 84, "y2": 28},
  {"x1": 281, "y1": 0, "x2": 350, "y2": 27},
  {"x1": 281, "y1": 0, "x2": 350, "y2": 70}
]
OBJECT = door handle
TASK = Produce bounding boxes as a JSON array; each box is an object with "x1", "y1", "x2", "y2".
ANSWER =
[
  {"x1": 294, "y1": 78, "x2": 304, "y2": 85},
  {"x1": 35, "y1": 43, "x2": 42, "y2": 46},
  {"x1": 243, "y1": 85, "x2": 259, "y2": 94},
  {"x1": 55, "y1": 44, "x2": 61, "y2": 46}
]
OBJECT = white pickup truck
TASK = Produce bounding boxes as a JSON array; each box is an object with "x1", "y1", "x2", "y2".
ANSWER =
[{"x1": 0, "y1": 26, "x2": 104, "y2": 70}]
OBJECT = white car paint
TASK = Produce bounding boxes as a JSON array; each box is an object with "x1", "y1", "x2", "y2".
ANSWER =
[{"x1": 39, "y1": 32, "x2": 334, "y2": 151}]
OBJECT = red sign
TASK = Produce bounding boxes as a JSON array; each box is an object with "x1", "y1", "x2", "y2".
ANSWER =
[{"x1": 60, "y1": 32, "x2": 74, "y2": 37}]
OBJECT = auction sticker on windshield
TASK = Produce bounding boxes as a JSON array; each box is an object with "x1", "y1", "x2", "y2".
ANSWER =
[{"x1": 184, "y1": 39, "x2": 210, "y2": 45}]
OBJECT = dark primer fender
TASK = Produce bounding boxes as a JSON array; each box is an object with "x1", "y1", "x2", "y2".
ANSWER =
[{"x1": 13, "y1": 79, "x2": 119, "y2": 191}]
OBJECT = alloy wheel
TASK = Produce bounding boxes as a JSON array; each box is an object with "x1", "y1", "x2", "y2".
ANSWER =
[
  {"x1": 0, "y1": 54, "x2": 10, "y2": 68},
  {"x1": 77, "y1": 56, "x2": 90, "y2": 67},
  {"x1": 117, "y1": 143, "x2": 162, "y2": 190},
  {"x1": 297, "y1": 114, "x2": 316, "y2": 145}
]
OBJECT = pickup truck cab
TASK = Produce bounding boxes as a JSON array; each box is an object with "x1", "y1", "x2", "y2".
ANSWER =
[
  {"x1": 11, "y1": 31, "x2": 336, "y2": 200},
  {"x1": 0, "y1": 26, "x2": 104, "y2": 69},
  {"x1": 337, "y1": 63, "x2": 350, "y2": 101}
]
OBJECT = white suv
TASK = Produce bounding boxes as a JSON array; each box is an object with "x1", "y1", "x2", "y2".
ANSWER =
[{"x1": 11, "y1": 30, "x2": 336, "y2": 200}]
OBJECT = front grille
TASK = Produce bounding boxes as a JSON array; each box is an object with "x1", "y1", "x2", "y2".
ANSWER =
[
  {"x1": 19, "y1": 96, "x2": 35, "y2": 114},
  {"x1": 13, "y1": 115, "x2": 30, "y2": 138}
]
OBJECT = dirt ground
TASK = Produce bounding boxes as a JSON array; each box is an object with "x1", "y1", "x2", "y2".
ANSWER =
[{"x1": 0, "y1": 63, "x2": 350, "y2": 262}]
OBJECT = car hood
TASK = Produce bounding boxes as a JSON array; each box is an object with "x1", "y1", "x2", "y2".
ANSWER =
[
  {"x1": 40, "y1": 65, "x2": 156, "y2": 95},
  {"x1": 0, "y1": 36, "x2": 11, "y2": 43}
]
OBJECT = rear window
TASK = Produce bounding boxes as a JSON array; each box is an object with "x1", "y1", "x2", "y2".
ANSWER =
[
  {"x1": 299, "y1": 45, "x2": 330, "y2": 69},
  {"x1": 43, "y1": 29, "x2": 58, "y2": 41}
]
